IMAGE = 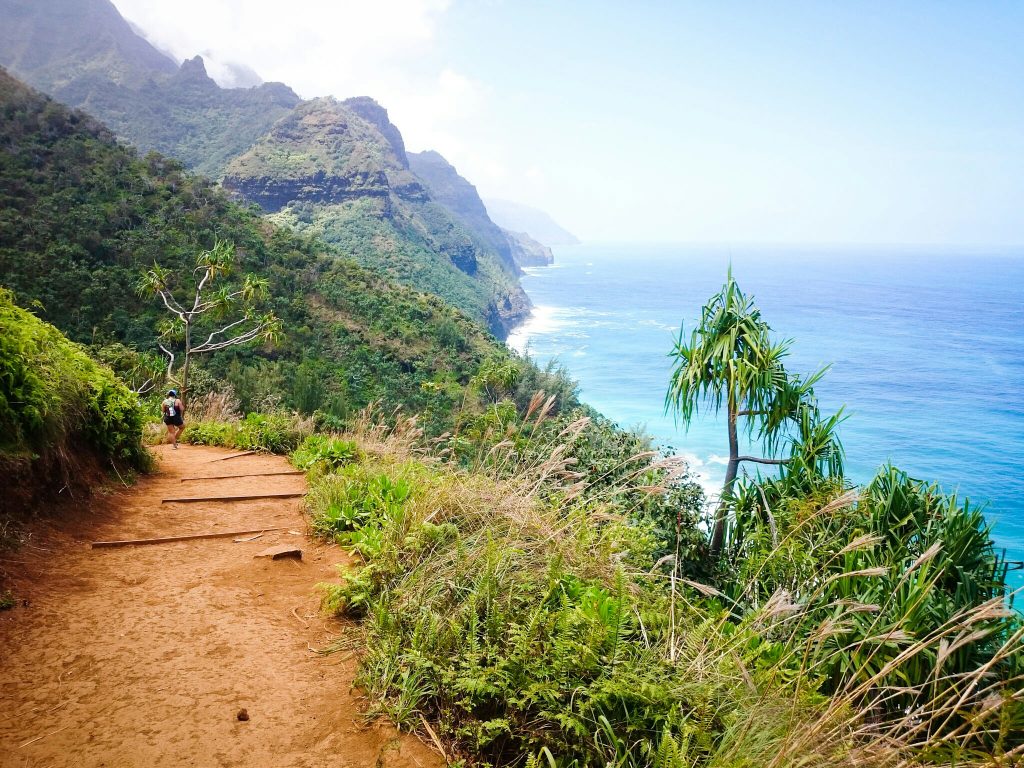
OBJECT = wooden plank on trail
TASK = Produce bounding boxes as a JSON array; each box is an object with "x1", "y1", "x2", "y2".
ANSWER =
[
  {"x1": 207, "y1": 450, "x2": 258, "y2": 462},
  {"x1": 92, "y1": 527, "x2": 286, "y2": 549},
  {"x1": 254, "y1": 544, "x2": 303, "y2": 560},
  {"x1": 161, "y1": 491, "x2": 304, "y2": 504},
  {"x1": 180, "y1": 470, "x2": 304, "y2": 482}
]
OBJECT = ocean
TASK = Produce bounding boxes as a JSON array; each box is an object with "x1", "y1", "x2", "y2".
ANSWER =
[{"x1": 507, "y1": 244, "x2": 1024, "y2": 591}]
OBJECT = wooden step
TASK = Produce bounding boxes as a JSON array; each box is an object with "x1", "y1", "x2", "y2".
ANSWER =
[{"x1": 161, "y1": 491, "x2": 304, "y2": 504}]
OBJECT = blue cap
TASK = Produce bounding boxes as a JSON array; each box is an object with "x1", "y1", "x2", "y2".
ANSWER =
[{"x1": 168, "y1": 389, "x2": 177, "y2": 396}]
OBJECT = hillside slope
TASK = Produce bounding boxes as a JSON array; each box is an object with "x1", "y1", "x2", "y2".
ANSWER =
[
  {"x1": 0, "y1": 287, "x2": 147, "y2": 521},
  {"x1": 408, "y1": 149, "x2": 518, "y2": 273},
  {"x1": 0, "y1": 0, "x2": 300, "y2": 177},
  {"x1": 0, "y1": 69, "x2": 547, "y2": 434},
  {"x1": 0, "y1": 0, "x2": 533, "y2": 337},
  {"x1": 225, "y1": 98, "x2": 530, "y2": 336}
]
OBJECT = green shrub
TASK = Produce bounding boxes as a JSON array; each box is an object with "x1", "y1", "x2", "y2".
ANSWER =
[
  {"x1": 306, "y1": 462, "x2": 413, "y2": 545},
  {"x1": 306, "y1": 454, "x2": 836, "y2": 767},
  {"x1": 181, "y1": 412, "x2": 312, "y2": 454},
  {"x1": 0, "y1": 287, "x2": 147, "y2": 467},
  {"x1": 180, "y1": 420, "x2": 235, "y2": 447},
  {"x1": 290, "y1": 433, "x2": 359, "y2": 473},
  {"x1": 307, "y1": 421, "x2": 1023, "y2": 767}
]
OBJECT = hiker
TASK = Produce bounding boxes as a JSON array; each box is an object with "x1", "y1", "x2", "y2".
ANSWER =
[{"x1": 161, "y1": 389, "x2": 185, "y2": 449}]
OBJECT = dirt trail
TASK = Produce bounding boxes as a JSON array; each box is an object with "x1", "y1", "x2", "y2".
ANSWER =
[{"x1": 0, "y1": 444, "x2": 441, "y2": 768}]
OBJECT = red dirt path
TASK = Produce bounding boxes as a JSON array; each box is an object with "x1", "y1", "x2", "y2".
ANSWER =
[{"x1": 0, "y1": 444, "x2": 441, "y2": 768}]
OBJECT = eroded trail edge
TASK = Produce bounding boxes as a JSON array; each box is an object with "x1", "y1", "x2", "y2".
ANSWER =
[{"x1": 0, "y1": 444, "x2": 439, "y2": 768}]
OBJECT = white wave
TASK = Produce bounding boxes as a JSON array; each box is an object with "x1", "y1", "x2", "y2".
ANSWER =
[
  {"x1": 671, "y1": 451, "x2": 725, "y2": 513},
  {"x1": 506, "y1": 305, "x2": 563, "y2": 355}
]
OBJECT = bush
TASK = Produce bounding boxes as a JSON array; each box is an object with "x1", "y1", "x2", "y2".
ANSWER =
[
  {"x1": 290, "y1": 433, "x2": 360, "y2": 473},
  {"x1": 0, "y1": 287, "x2": 147, "y2": 466},
  {"x1": 181, "y1": 412, "x2": 313, "y2": 453},
  {"x1": 305, "y1": 420, "x2": 1023, "y2": 767}
]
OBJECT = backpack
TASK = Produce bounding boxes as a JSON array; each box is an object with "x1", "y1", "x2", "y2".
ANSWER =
[{"x1": 164, "y1": 397, "x2": 177, "y2": 417}]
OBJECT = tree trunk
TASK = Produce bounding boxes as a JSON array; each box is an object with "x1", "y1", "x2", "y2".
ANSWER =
[
  {"x1": 181, "y1": 322, "x2": 191, "y2": 407},
  {"x1": 709, "y1": 405, "x2": 740, "y2": 559}
]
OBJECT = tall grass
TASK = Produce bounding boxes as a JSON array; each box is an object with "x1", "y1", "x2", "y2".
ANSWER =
[{"x1": 303, "y1": 403, "x2": 1022, "y2": 767}]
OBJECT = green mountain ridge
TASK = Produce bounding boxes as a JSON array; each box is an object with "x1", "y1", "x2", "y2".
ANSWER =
[
  {"x1": 0, "y1": 0, "x2": 538, "y2": 338},
  {"x1": 225, "y1": 97, "x2": 530, "y2": 336},
  {"x1": 407, "y1": 149, "x2": 518, "y2": 272},
  {"x1": 0, "y1": 0, "x2": 301, "y2": 177},
  {"x1": 0, "y1": 68, "x2": 558, "y2": 433},
  {"x1": 0, "y1": 0, "x2": 176, "y2": 91}
]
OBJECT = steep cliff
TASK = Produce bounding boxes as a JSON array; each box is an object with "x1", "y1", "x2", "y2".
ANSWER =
[
  {"x1": 343, "y1": 96, "x2": 410, "y2": 168},
  {"x1": 504, "y1": 229, "x2": 555, "y2": 267},
  {"x1": 408, "y1": 150, "x2": 518, "y2": 274},
  {"x1": 223, "y1": 99, "x2": 529, "y2": 337}
]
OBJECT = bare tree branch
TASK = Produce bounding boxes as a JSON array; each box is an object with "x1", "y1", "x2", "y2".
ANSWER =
[
  {"x1": 158, "y1": 343, "x2": 176, "y2": 382},
  {"x1": 737, "y1": 455, "x2": 788, "y2": 465},
  {"x1": 157, "y1": 289, "x2": 186, "y2": 319},
  {"x1": 192, "y1": 322, "x2": 269, "y2": 353},
  {"x1": 192, "y1": 316, "x2": 252, "y2": 350}
]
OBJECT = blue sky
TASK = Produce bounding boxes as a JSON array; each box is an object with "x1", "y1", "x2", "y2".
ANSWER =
[{"x1": 115, "y1": 1, "x2": 1024, "y2": 244}]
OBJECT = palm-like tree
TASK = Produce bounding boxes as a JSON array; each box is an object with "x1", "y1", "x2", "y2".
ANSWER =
[
  {"x1": 666, "y1": 271, "x2": 842, "y2": 557},
  {"x1": 138, "y1": 240, "x2": 281, "y2": 403}
]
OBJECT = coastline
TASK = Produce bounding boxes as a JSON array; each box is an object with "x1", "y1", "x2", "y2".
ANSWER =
[
  {"x1": 502, "y1": 243, "x2": 1024, "y2": 591},
  {"x1": 505, "y1": 259, "x2": 727, "y2": 505}
]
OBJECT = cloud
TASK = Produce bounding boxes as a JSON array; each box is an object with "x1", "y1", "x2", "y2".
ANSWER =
[
  {"x1": 111, "y1": 0, "x2": 509, "y2": 193},
  {"x1": 112, "y1": 1, "x2": 451, "y2": 99}
]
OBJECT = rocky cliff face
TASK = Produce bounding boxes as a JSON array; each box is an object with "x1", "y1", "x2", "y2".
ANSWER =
[
  {"x1": 222, "y1": 98, "x2": 427, "y2": 210},
  {"x1": 408, "y1": 150, "x2": 519, "y2": 274},
  {"x1": 505, "y1": 229, "x2": 555, "y2": 267},
  {"x1": 343, "y1": 96, "x2": 410, "y2": 168},
  {"x1": 223, "y1": 99, "x2": 529, "y2": 337}
]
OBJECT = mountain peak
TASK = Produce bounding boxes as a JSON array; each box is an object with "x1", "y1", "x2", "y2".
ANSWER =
[
  {"x1": 342, "y1": 96, "x2": 409, "y2": 168},
  {"x1": 175, "y1": 54, "x2": 215, "y2": 86}
]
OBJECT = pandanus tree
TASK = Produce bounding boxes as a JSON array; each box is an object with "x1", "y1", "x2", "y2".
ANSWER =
[
  {"x1": 138, "y1": 240, "x2": 281, "y2": 403},
  {"x1": 666, "y1": 271, "x2": 844, "y2": 558}
]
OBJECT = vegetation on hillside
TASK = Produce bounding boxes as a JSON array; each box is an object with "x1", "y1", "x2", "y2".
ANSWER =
[
  {"x1": 2, "y1": 0, "x2": 535, "y2": 336},
  {"x1": 0, "y1": 70, "x2": 565, "y2": 436},
  {"x1": 1, "y1": 46, "x2": 1019, "y2": 768},
  {"x1": 667, "y1": 271, "x2": 844, "y2": 556},
  {"x1": 0, "y1": 287, "x2": 148, "y2": 525},
  {"x1": 297, "y1": 279, "x2": 1022, "y2": 767},
  {"x1": 138, "y1": 240, "x2": 281, "y2": 402},
  {"x1": 1, "y1": 0, "x2": 300, "y2": 179},
  {"x1": 225, "y1": 97, "x2": 529, "y2": 336}
]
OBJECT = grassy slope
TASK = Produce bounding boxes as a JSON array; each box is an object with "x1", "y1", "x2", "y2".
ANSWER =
[{"x1": 299, "y1": 400, "x2": 1024, "y2": 768}]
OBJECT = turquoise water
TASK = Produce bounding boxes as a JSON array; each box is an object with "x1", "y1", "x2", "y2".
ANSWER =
[{"x1": 507, "y1": 244, "x2": 1024, "y2": 591}]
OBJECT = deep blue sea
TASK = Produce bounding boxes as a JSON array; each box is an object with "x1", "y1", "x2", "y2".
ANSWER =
[{"x1": 507, "y1": 244, "x2": 1024, "y2": 592}]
